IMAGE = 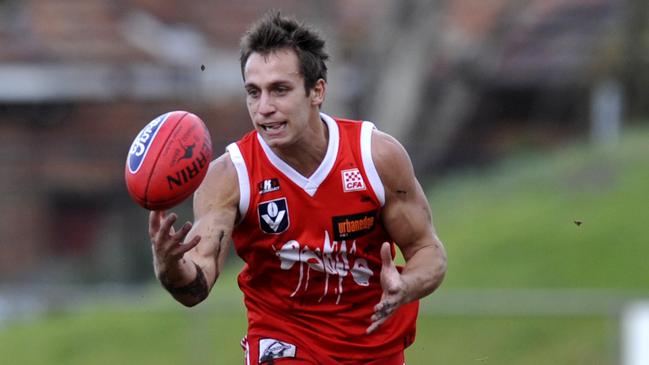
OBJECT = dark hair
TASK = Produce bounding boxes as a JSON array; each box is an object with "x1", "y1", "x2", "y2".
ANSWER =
[{"x1": 240, "y1": 11, "x2": 329, "y2": 93}]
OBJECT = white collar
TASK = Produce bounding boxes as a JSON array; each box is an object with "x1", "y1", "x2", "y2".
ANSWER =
[{"x1": 256, "y1": 112, "x2": 339, "y2": 197}]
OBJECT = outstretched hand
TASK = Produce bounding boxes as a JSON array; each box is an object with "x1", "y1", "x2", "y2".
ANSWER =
[
  {"x1": 149, "y1": 210, "x2": 201, "y2": 274},
  {"x1": 367, "y1": 242, "x2": 408, "y2": 334}
]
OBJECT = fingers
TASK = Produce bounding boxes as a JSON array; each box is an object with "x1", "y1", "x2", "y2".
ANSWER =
[
  {"x1": 372, "y1": 298, "x2": 398, "y2": 322},
  {"x1": 150, "y1": 212, "x2": 197, "y2": 250},
  {"x1": 367, "y1": 242, "x2": 403, "y2": 335},
  {"x1": 366, "y1": 317, "x2": 386, "y2": 334},
  {"x1": 158, "y1": 212, "x2": 178, "y2": 239},
  {"x1": 149, "y1": 210, "x2": 173, "y2": 238},
  {"x1": 367, "y1": 297, "x2": 399, "y2": 334},
  {"x1": 148, "y1": 210, "x2": 161, "y2": 237},
  {"x1": 184, "y1": 234, "x2": 202, "y2": 249},
  {"x1": 172, "y1": 221, "x2": 193, "y2": 241},
  {"x1": 380, "y1": 242, "x2": 400, "y2": 295},
  {"x1": 170, "y1": 234, "x2": 202, "y2": 257},
  {"x1": 380, "y1": 242, "x2": 394, "y2": 269}
]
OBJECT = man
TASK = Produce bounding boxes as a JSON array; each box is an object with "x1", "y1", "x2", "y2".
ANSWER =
[{"x1": 149, "y1": 12, "x2": 447, "y2": 365}]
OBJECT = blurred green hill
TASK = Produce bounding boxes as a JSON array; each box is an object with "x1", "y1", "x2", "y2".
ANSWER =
[
  {"x1": 433, "y1": 125, "x2": 649, "y2": 290},
  {"x1": 1, "y1": 125, "x2": 648, "y2": 364}
]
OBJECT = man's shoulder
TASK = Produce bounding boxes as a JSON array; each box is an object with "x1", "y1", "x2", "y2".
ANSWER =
[
  {"x1": 203, "y1": 153, "x2": 238, "y2": 187},
  {"x1": 332, "y1": 116, "x2": 364, "y2": 124},
  {"x1": 227, "y1": 129, "x2": 260, "y2": 161},
  {"x1": 329, "y1": 115, "x2": 369, "y2": 139},
  {"x1": 370, "y1": 129, "x2": 415, "y2": 186}
]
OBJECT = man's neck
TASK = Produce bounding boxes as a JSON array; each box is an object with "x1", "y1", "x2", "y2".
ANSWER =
[{"x1": 271, "y1": 114, "x2": 329, "y2": 177}]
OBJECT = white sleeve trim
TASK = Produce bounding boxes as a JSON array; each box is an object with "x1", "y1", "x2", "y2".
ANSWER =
[
  {"x1": 226, "y1": 143, "x2": 250, "y2": 222},
  {"x1": 360, "y1": 121, "x2": 385, "y2": 206}
]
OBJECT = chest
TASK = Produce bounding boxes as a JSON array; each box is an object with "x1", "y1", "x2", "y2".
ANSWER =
[{"x1": 246, "y1": 162, "x2": 381, "y2": 243}]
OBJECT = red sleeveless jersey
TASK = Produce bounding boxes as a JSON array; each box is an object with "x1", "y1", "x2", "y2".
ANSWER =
[{"x1": 227, "y1": 113, "x2": 418, "y2": 362}]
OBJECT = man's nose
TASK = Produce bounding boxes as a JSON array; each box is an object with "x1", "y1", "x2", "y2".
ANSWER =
[{"x1": 258, "y1": 92, "x2": 276, "y2": 116}]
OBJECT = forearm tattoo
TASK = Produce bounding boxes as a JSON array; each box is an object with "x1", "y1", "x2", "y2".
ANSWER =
[{"x1": 161, "y1": 262, "x2": 208, "y2": 300}]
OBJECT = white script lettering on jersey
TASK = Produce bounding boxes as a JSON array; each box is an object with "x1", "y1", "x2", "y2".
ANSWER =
[{"x1": 274, "y1": 231, "x2": 374, "y2": 304}]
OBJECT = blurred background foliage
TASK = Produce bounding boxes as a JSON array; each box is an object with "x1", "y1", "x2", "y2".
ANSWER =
[{"x1": 0, "y1": 0, "x2": 648, "y2": 364}]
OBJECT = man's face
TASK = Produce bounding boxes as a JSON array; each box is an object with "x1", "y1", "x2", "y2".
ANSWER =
[{"x1": 243, "y1": 49, "x2": 320, "y2": 148}]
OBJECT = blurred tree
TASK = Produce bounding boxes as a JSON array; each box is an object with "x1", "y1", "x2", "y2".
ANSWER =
[
  {"x1": 361, "y1": 0, "x2": 441, "y2": 146},
  {"x1": 359, "y1": 0, "x2": 527, "y2": 175}
]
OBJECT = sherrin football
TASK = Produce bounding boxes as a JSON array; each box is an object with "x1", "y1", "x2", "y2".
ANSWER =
[{"x1": 125, "y1": 111, "x2": 212, "y2": 210}]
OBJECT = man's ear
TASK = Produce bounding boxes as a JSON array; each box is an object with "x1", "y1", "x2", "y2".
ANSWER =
[{"x1": 310, "y1": 79, "x2": 326, "y2": 107}]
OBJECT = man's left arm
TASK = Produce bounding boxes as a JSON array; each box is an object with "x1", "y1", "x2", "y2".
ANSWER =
[{"x1": 367, "y1": 129, "x2": 447, "y2": 334}]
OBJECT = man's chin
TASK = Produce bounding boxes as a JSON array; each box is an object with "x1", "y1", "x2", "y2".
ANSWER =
[{"x1": 260, "y1": 133, "x2": 290, "y2": 149}]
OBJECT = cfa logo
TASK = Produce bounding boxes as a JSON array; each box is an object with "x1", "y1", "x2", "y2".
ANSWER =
[
  {"x1": 341, "y1": 168, "x2": 366, "y2": 192},
  {"x1": 127, "y1": 112, "x2": 170, "y2": 173},
  {"x1": 258, "y1": 198, "x2": 289, "y2": 234}
]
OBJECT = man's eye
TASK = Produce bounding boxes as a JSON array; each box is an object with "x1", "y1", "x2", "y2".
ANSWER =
[{"x1": 247, "y1": 89, "x2": 259, "y2": 98}]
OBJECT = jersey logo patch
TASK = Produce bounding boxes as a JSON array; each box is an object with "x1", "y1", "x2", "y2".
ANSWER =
[
  {"x1": 259, "y1": 338, "x2": 297, "y2": 363},
  {"x1": 332, "y1": 210, "x2": 377, "y2": 240},
  {"x1": 257, "y1": 178, "x2": 280, "y2": 194},
  {"x1": 342, "y1": 168, "x2": 366, "y2": 192},
  {"x1": 258, "y1": 198, "x2": 289, "y2": 234}
]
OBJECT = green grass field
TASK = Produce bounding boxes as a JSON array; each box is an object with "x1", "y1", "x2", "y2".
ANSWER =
[
  {"x1": 431, "y1": 129, "x2": 649, "y2": 290},
  {"x1": 2, "y1": 126, "x2": 648, "y2": 364},
  {"x1": 0, "y1": 305, "x2": 615, "y2": 365}
]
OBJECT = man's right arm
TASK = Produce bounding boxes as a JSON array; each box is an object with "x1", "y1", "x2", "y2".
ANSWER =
[{"x1": 149, "y1": 152, "x2": 240, "y2": 307}]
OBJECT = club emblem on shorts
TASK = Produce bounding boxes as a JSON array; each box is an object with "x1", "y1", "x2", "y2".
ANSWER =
[
  {"x1": 258, "y1": 198, "x2": 289, "y2": 234},
  {"x1": 342, "y1": 168, "x2": 366, "y2": 192},
  {"x1": 259, "y1": 338, "x2": 297, "y2": 363}
]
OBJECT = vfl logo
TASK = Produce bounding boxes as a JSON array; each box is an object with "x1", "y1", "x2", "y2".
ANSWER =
[
  {"x1": 342, "y1": 168, "x2": 366, "y2": 192},
  {"x1": 257, "y1": 178, "x2": 280, "y2": 194},
  {"x1": 127, "y1": 113, "x2": 170, "y2": 173},
  {"x1": 332, "y1": 210, "x2": 377, "y2": 240},
  {"x1": 259, "y1": 338, "x2": 296, "y2": 363},
  {"x1": 178, "y1": 142, "x2": 195, "y2": 161},
  {"x1": 258, "y1": 198, "x2": 289, "y2": 234}
]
